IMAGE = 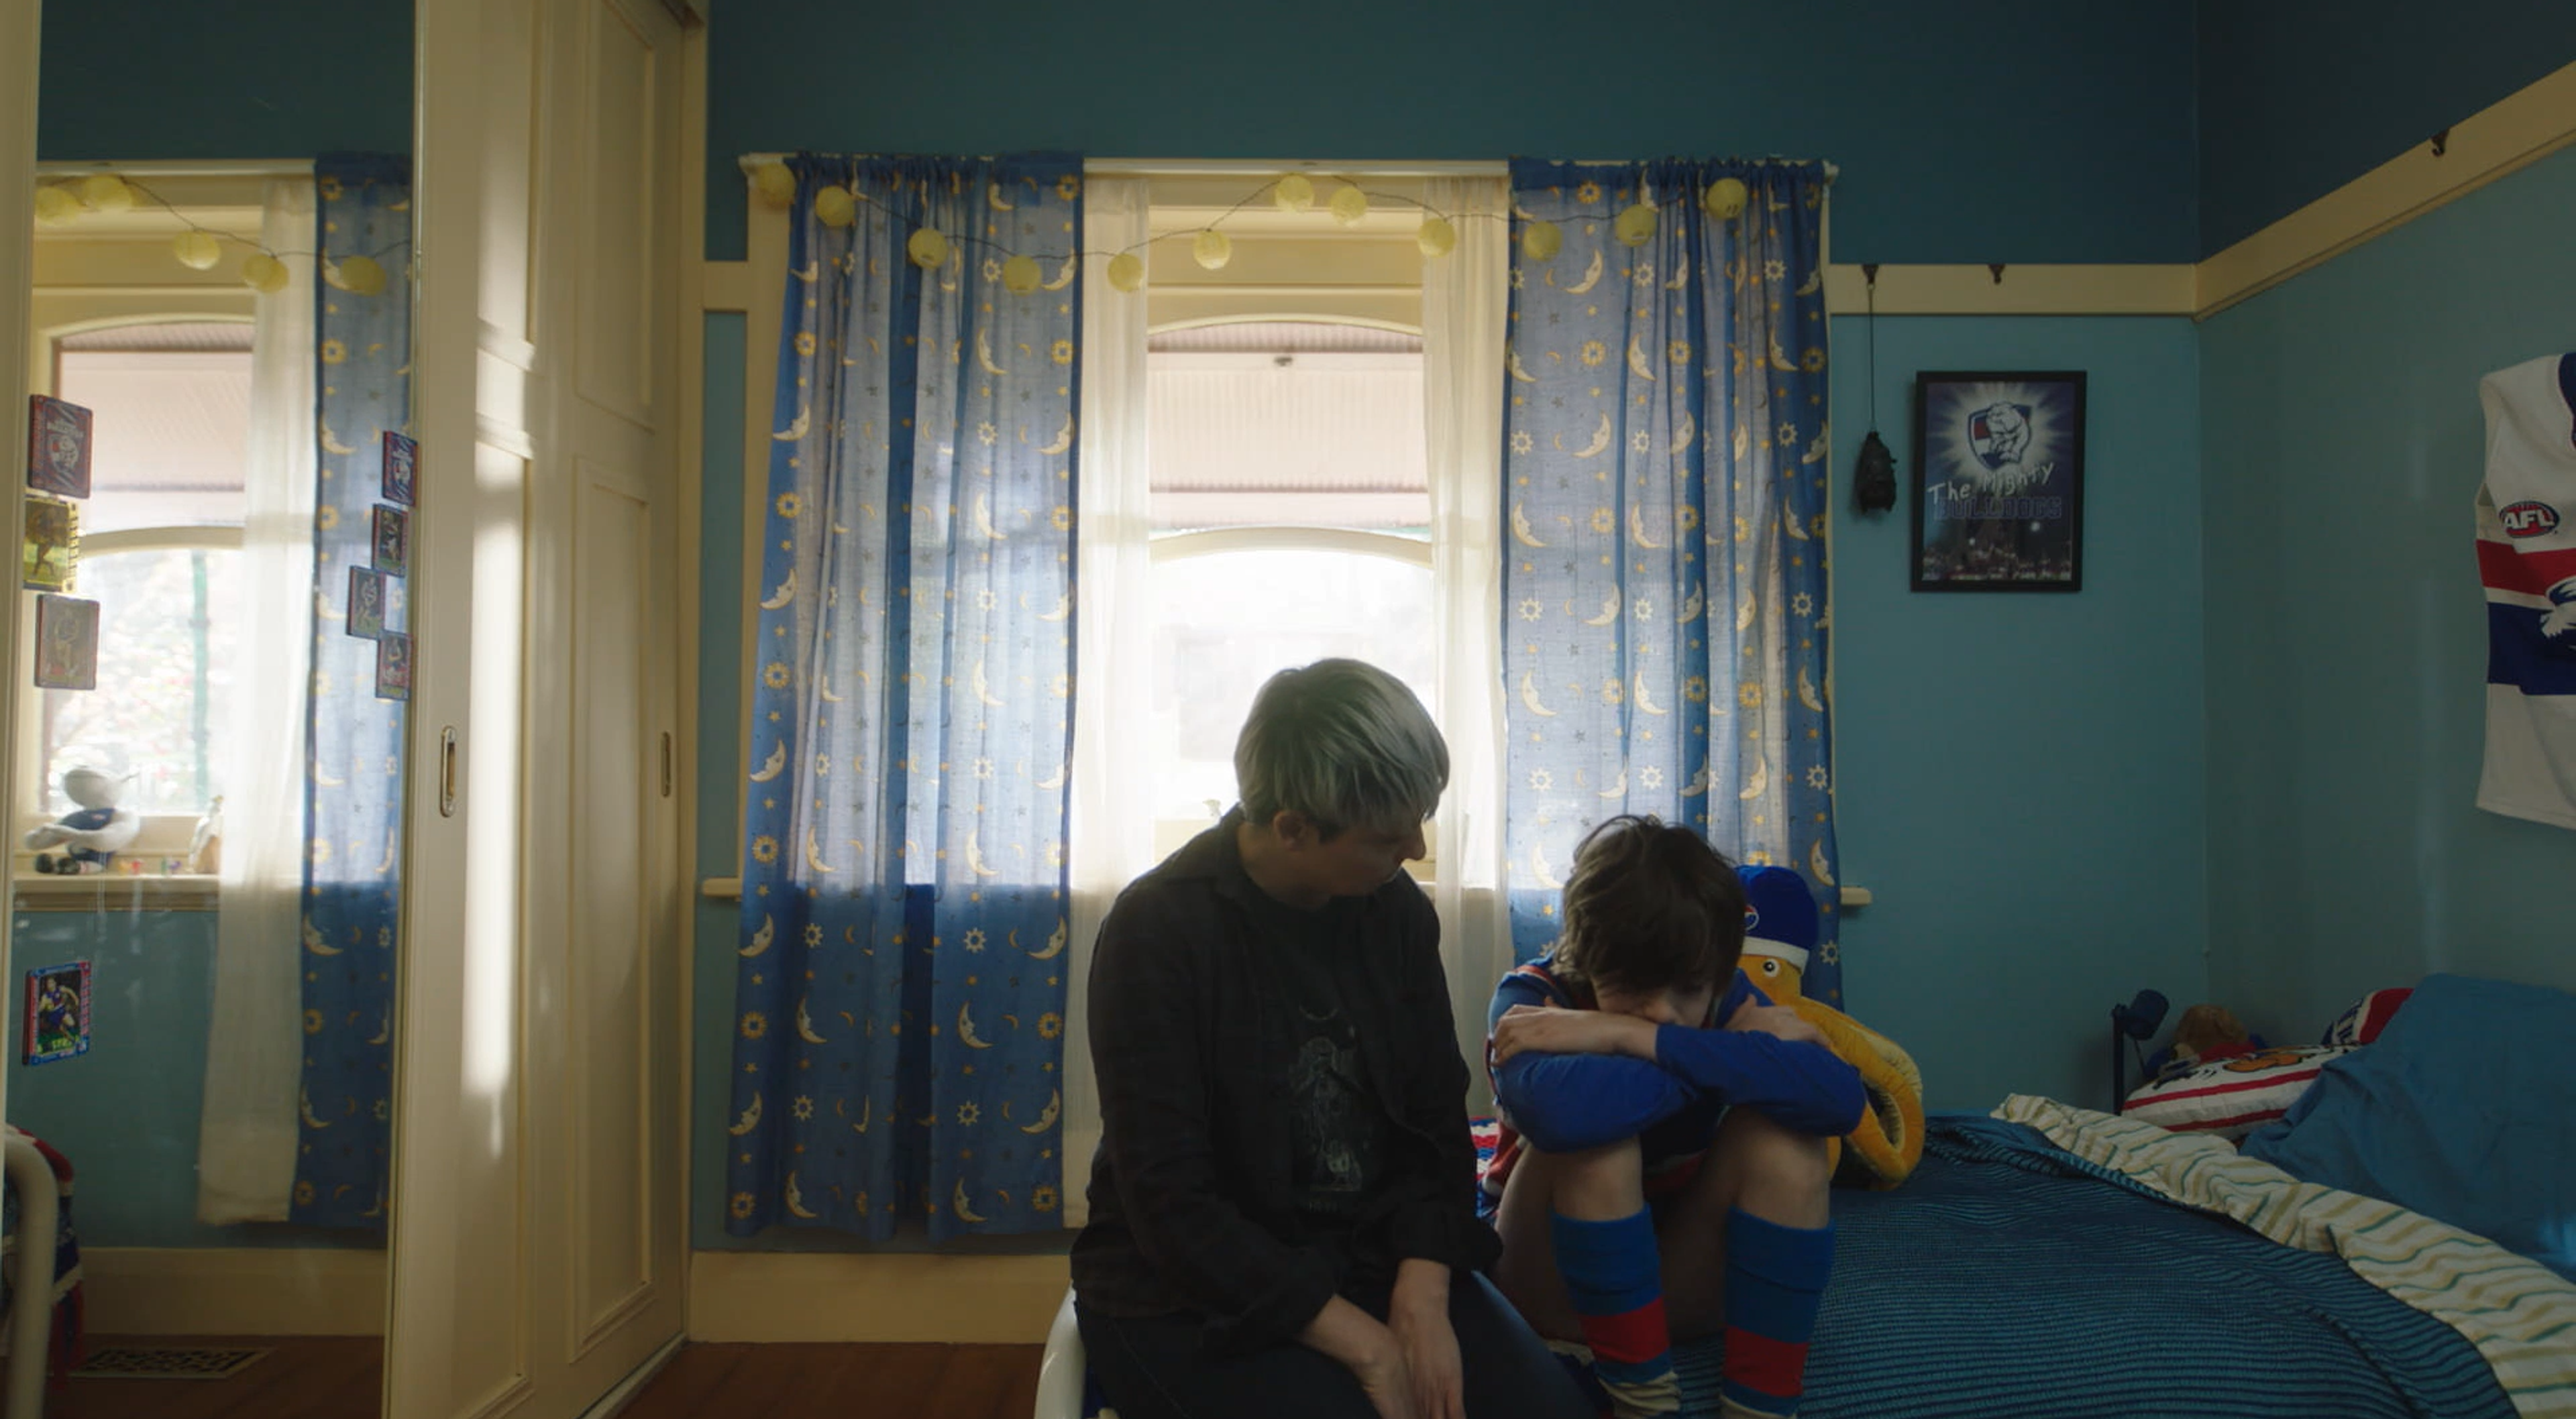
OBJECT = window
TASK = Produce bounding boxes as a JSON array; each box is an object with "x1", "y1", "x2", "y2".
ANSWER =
[
  {"x1": 23, "y1": 322, "x2": 250, "y2": 832},
  {"x1": 1146, "y1": 320, "x2": 1437, "y2": 860}
]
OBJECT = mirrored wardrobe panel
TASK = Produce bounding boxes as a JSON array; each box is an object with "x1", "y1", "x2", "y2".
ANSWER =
[{"x1": 5, "y1": 7, "x2": 415, "y2": 1408}]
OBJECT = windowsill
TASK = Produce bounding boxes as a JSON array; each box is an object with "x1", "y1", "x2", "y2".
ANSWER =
[
  {"x1": 11, "y1": 871, "x2": 219, "y2": 912},
  {"x1": 696, "y1": 875, "x2": 1875, "y2": 909}
]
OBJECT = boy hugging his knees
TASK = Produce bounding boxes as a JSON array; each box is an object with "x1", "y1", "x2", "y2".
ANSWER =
[{"x1": 1481, "y1": 816, "x2": 1863, "y2": 1419}]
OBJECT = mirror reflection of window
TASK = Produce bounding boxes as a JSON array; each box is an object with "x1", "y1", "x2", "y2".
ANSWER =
[{"x1": 40, "y1": 323, "x2": 251, "y2": 819}]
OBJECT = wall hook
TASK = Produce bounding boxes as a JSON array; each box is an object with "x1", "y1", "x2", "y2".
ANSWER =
[
  {"x1": 1862, "y1": 262, "x2": 1880, "y2": 288},
  {"x1": 2429, "y1": 127, "x2": 2451, "y2": 158},
  {"x1": 1988, "y1": 262, "x2": 2006, "y2": 285}
]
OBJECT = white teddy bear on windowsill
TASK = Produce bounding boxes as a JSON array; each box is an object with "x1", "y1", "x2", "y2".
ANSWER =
[{"x1": 22, "y1": 766, "x2": 140, "y2": 874}]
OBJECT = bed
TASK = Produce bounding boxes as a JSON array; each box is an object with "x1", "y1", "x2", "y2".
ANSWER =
[{"x1": 1, "y1": 1126, "x2": 81, "y2": 1419}]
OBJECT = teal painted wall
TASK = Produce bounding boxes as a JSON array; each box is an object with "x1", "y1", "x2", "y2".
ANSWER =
[
  {"x1": 37, "y1": 0, "x2": 413, "y2": 160},
  {"x1": 706, "y1": 0, "x2": 2198, "y2": 265},
  {"x1": 7, "y1": 907, "x2": 369, "y2": 1249},
  {"x1": 2196, "y1": 4, "x2": 2576, "y2": 255},
  {"x1": 2199, "y1": 146, "x2": 2576, "y2": 1040},
  {"x1": 1827, "y1": 317, "x2": 2208, "y2": 1113}
]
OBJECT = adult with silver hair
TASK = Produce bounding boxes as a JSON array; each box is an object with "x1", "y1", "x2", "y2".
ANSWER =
[{"x1": 1074, "y1": 659, "x2": 1592, "y2": 1419}]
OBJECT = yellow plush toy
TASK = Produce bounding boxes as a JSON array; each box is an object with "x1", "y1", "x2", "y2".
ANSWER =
[{"x1": 1739, "y1": 866, "x2": 1925, "y2": 1188}]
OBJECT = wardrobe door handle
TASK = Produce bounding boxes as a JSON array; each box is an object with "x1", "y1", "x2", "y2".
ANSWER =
[
  {"x1": 440, "y1": 728, "x2": 460, "y2": 817},
  {"x1": 661, "y1": 732, "x2": 674, "y2": 798}
]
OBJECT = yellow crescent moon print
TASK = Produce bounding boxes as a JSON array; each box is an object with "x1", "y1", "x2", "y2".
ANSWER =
[
  {"x1": 300, "y1": 1086, "x2": 332, "y2": 1129},
  {"x1": 1798, "y1": 665, "x2": 1825, "y2": 712},
  {"x1": 1037, "y1": 593, "x2": 1071, "y2": 622},
  {"x1": 363, "y1": 1182, "x2": 386, "y2": 1219},
  {"x1": 1020, "y1": 1090, "x2": 1063, "y2": 1134},
  {"x1": 729, "y1": 1092, "x2": 763, "y2": 1136},
  {"x1": 1795, "y1": 266, "x2": 1822, "y2": 296},
  {"x1": 957, "y1": 1002, "x2": 994, "y2": 1049},
  {"x1": 1565, "y1": 248, "x2": 1605, "y2": 294},
  {"x1": 973, "y1": 492, "x2": 1009, "y2": 541},
  {"x1": 761, "y1": 567, "x2": 797, "y2": 608},
  {"x1": 1740, "y1": 753, "x2": 1770, "y2": 800},
  {"x1": 972, "y1": 660, "x2": 1008, "y2": 707},
  {"x1": 987, "y1": 182, "x2": 1016, "y2": 211},
  {"x1": 1518, "y1": 672, "x2": 1559, "y2": 718},
  {"x1": 1627, "y1": 337, "x2": 1658, "y2": 382},
  {"x1": 775, "y1": 406, "x2": 810, "y2": 441},
  {"x1": 1628, "y1": 506, "x2": 1664, "y2": 549},
  {"x1": 1510, "y1": 503, "x2": 1549, "y2": 548},
  {"x1": 313, "y1": 755, "x2": 344, "y2": 787},
  {"x1": 1633, "y1": 673, "x2": 1669, "y2": 716},
  {"x1": 851, "y1": 1096, "x2": 871, "y2": 1133},
  {"x1": 1528, "y1": 841, "x2": 1562, "y2": 890},
  {"x1": 1034, "y1": 763, "x2": 1067, "y2": 791},
  {"x1": 820, "y1": 683, "x2": 844, "y2": 703},
  {"x1": 966, "y1": 830, "x2": 1002, "y2": 878},
  {"x1": 1037, "y1": 415, "x2": 1074, "y2": 455},
  {"x1": 1739, "y1": 594, "x2": 1758, "y2": 632},
  {"x1": 1782, "y1": 503, "x2": 1811, "y2": 541},
  {"x1": 1507, "y1": 347, "x2": 1540, "y2": 384},
  {"x1": 1042, "y1": 253, "x2": 1077, "y2": 291},
  {"x1": 1678, "y1": 584, "x2": 1705, "y2": 622},
  {"x1": 1597, "y1": 767, "x2": 1628, "y2": 799},
  {"x1": 804, "y1": 827, "x2": 835, "y2": 875},
  {"x1": 320, "y1": 424, "x2": 359, "y2": 455},
  {"x1": 741, "y1": 914, "x2": 775, "y2": 958},
  {"x1": 1025, "y1": 918, "x2": 1068, "y2": 960},
  {"x1": 975, "y1": 330, "x2": 1010, "y2": 376},
  {"x1": 304, "y1": 918, "x2": 342, "y2": 956},
  {"x1": 1803, "y1": 431, "x2": 1830, "y2": 466},
  {"x1": 796, "y1": 994, "x2": 829, "y2": 1045},
  {"x1": 1810, "y1": 841, "x2": 1837, "y2": 886},
  {"x1": 785, "y1": 1172, "x2": 820, "y2": 1219},
  {"x1": 366, "y1": 1013, "x2": 390, "y2": 1046},
  {"x1": 1674, "y1": 410, "x2": 1697, "y2": 452},
  {"x1": 1666, "y1": 257, "x2": 1690, "y2": 290},
  {"x1": 1770, "y1": 337, "x2": 1799, "y2": 373},
  {"x1": 1678, "y1": 765, "x2": 1711, "y2": 797},
  {"x1": 1572, "y1": 412, "x2": 1614, "y2": 459},
  {"x1": 1583, "y1": 588, "x2": 1622, "y2": 626},
  {"x1": 953, "y1": 1179, "x2": 987, "y2": 1224}
]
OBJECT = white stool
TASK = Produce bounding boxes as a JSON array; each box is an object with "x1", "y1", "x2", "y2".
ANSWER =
[{"x1": 1033, "y1": 1286, "x2": 1088, "y2": 1419}]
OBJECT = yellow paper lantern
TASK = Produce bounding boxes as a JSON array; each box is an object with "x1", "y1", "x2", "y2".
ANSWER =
[
  {"x1": 815, "y1": 185, "x2": 858, "y2": 229},
  {"x1": 1705, "y1": 176, "x2": 1749, "y2": 221},
  {"x1": 1106, "y1": 251, "x2": 1144, "y2": 293},
  {"x1": 1001, "y1": 254, "x2": 1042, "y2": 294},
  {"x1": 751, "y1": 161, "x2": 796, "y2": 209},
  {"x1": 1191, "y1": 229, "x2": 1232, "y2": 270},
  {"x1": 172, "y1": 230, "x2": 223, "y2": 271},
  {"x1": 1415, "y1": 215, "x2": 1456, "y2": 258},
  {"x1": 906, "y1": 227, "x2": 951, "y2": 270},
  {"x1": 32, "y1": 186, "x2": 80, "y2": 225},
  {"x1": 1521, "y1": 219, "x2": 1564, "y2": 262},
  {"x1": 1613, "y1": 202, "x2": 1657, "y2": 247},
  {"x1": 1273, "y1": 173, "x2": 1314, "y2": 213},
  {"x1": 241, "y1": 253, "x2": 290, "y2": 294},
  {"x1": 79, "y1": 173, "x2": 133, "y2": 214},
  {"x1": 1330, "y1": 185, "x2": 1369, "y2": 226},
  {"x1": 337, "y1": 256, "x2": 389, "y2": 296}
]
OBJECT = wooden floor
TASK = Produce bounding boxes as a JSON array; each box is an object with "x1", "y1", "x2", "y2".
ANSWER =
[
  {"x1": 622, "y1": 1343, "x2": 1043, "y2": 1418},
  {"x1": 47, "y1": 1339, "x2": 1041, "y2": 1419},
  {"x1": 54, "y1": 1336, "x2": 382, "y2": 1419}
]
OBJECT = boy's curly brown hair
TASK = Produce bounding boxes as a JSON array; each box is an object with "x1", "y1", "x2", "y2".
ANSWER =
[{"x1": 1546, "y1": 815, "x2": 1746, "y2": 995}]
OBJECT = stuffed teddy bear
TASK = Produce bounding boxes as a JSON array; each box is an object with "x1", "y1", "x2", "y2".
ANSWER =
[
  {"x1": 22, "y1": 766, "x2": 140, "y2": 874},
  {"x1": 1737, "y1": 866, "x2": 1927, "y2": 1188},
  {"x1": 2169, "y1": 1003, "x2": 2253, "y2": 1066}
]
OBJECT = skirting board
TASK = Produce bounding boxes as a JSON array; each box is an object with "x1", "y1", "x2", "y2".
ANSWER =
[
  {"x1": 688, "y1": 1251, "x2": 1069, "y2": 1343},
  {"x1": 79, "y1": 1247, "x2": 388, "y2": 1336}
]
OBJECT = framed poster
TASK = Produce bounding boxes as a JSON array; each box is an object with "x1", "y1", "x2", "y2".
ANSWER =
[
  {"x1": 380, "y1": 431, "x2": 417, "y2": 507},
  {"x1": 26, "y1": 394, "x2": 93, "y2": 500},
  {"x1": 32, "y1": 593, "x2": 99, "y2": 690},
  {"x1": 24, "y1": 961, "x2": 91, "y2": 1065},
  {"x1": 1911, "y1": 370, "x2": 2086, "y2": 592},
  {"x1": 370, "y1": 504, "x2": 409, "y2": 577},
  {"x1": 22, "y1": 495, "x2": 78, "y2": 591},
  {"x1": 348, "y1": 565, "x2": 388, "y2": 639},
  {"x1": 375, "y1": 630, "x2": 412, "y2": 701}
]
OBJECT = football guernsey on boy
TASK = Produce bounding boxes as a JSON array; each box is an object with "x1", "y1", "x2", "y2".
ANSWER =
[{"x1": 2477, "y1": 352, "x2": 2576, "y2": 830}]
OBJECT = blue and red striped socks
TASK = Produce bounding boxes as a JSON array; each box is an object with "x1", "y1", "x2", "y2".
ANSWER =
[
  {"x1": 1719, "y1": 1208, "x2": 1834, "y2": 1418},
  {"x1": 1550, "y1": 1209, "x2": 1679, "y2": 1418}
]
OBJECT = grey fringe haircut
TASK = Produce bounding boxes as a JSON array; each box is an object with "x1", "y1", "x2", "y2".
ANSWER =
[{"x1": 1234, "y1": 659, "x2": 1448, "y2": 838}]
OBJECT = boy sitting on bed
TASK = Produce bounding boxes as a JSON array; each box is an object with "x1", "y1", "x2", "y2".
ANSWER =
[{"x1": 1483, "y1": 816, "x2": 1864, "y2": 1419}]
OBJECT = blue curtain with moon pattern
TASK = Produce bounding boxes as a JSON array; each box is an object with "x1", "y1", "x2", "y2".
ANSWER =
[
  {"x1": 292, "y1": 154, "x2": 411, "y2": 1230},
  {"x1": 1501, "y1": 159, "x2": 1845, "y2": 1011},
  {"x1": 726, "y1": 155, "x2": 1079, "y2": 1241}
]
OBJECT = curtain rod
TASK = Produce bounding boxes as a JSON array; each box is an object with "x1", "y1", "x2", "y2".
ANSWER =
[
  {"x1": 36, "y1": 158, "x2": 313, "y2": 178},
  {"x1": 735, "y1": 154, "x2": 1837, "y2": 182}
]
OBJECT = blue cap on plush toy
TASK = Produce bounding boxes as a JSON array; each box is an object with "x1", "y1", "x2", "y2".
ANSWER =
[{"x1": 1738, "y1": 864, "x2": 1817, "y2": 971}]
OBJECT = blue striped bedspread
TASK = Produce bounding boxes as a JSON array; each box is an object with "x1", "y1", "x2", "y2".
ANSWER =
[{"x1": 1668, "y1": 1114, "x2": 2518, "y2": 1419}]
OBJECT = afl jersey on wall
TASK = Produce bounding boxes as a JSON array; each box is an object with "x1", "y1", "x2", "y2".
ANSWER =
[{"x1": 2477, "y1": 352, "x2": 2576, "y2": 830}]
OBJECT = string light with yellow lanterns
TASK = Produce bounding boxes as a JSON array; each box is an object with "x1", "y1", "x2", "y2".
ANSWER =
[
  {"x1": 740, "y1": 159, "x2": 1515, "y2": 296},
  {"x1": 28, "y1": 170, "x2": 410, "y2": 298}
]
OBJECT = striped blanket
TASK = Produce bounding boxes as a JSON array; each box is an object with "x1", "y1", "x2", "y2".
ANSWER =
[
  {"x1": 1998, "y1": 1096, "x2": 2576, "y2": 1418},
  {"x1": 1668, "y1": 1111, "x2": 2524, "y2": 1418}
]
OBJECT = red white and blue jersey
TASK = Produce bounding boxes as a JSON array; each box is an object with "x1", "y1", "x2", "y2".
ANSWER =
[{"x1": 2477, "y1": 353, "x2": 2576, "y2": 830}]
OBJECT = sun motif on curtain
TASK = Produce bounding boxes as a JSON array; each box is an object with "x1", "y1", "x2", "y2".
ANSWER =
[
  {"x1": 292, "y1": 153, "x2": 411, "y2": 1230},
  {"x1": 1499, "y1": 159, "x2": 1845, "y2": 1010},
  {"x1": 726, "y1": 154, "x2": 1080, "y2": 1241}
]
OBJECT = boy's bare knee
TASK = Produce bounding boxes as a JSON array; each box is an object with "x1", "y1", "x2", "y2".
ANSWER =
[
  {"x1": 1732, "y1": 1110, "x2": 1835, "y2": 1194},
  {"x1": 1531, "y1": 1135, "x2": 1645, "y2": 1219}
]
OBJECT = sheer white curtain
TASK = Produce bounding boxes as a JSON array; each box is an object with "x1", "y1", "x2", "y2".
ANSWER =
[
  {"x1": 1423, "y1": 175, "x2": 1513, "y2": 1109},
  {"x1": 1063, "y1": 175, "x2": 1155, "y2": 1228},
  {"x1": 197, "y1": 178, "x2": 318, "y2": 1224}
]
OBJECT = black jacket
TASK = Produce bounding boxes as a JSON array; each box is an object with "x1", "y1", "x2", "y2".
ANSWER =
[{"x1": 1071, "y1": 812, "x2": 1499, "y2": 1354}]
